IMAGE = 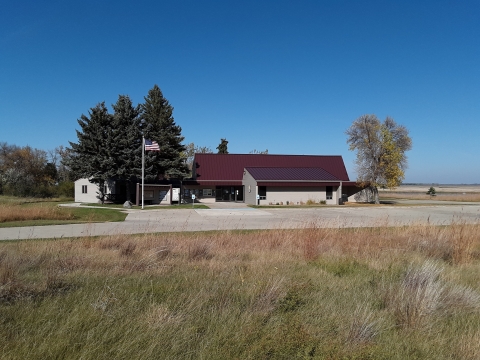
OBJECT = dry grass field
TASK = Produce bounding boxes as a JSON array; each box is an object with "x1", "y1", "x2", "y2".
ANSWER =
[
  {"x1": 1, "y1": 221, "x2": 479, "y2": 359},
  {"x1": 0, "y1": 196, "x2": 126, "y2": 227},
  {"x1": 0, "y1": 203, "x2": 76, "y2": 223},
  {"x1": 380, "y1": 184, "x2": 480, "y2": 202}
]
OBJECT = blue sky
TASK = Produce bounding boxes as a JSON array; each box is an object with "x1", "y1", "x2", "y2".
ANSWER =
[{"x1": 1, "y1": 0, "x2": 479, "y2": 183}]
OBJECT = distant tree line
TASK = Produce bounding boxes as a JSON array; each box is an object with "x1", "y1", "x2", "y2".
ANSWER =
[{"x1": 0, "y1": 143, "x2": 74, "y2": 198}]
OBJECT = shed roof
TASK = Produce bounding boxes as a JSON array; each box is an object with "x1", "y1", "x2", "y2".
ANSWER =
[
  {"x1": 245, "y1": 167, "x2": 339, "y2": 181},
  {"x1": 192, "y1": 154, "x2": 350, "y2": 185}
]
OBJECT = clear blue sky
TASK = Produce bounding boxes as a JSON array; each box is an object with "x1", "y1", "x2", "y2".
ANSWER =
[{"x1": 1, "y1": 0, "x2": 479, "y2": 183}]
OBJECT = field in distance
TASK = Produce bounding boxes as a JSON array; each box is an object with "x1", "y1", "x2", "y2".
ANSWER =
[{"x1": 379, "y1": 184, "x2": 480, "y2": 202}]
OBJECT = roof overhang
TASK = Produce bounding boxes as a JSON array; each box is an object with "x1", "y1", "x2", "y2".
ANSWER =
[
  {"x1": 183, "y1": 180, "x2": 242, "y2": 187},
  {"x1": 257, "y1": 181, "x2": 343, "y2": 187}
]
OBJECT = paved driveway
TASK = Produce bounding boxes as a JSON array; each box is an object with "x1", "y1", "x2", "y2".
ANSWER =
[{"x1": 1, "y1": 204, "x2": 479, "y2": 241}]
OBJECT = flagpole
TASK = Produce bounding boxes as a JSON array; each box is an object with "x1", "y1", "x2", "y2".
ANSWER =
[{"x1": 142, "y1": 136, "x2": 145, "y2": 210}]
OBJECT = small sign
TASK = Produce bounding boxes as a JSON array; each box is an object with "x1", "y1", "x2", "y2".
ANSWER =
[
  {"x1": 192, "y1": 194, "x2": 196, "y2": 200},
  {"x1": 256, "y1": 195, "x2": 260, "y2": 200}
]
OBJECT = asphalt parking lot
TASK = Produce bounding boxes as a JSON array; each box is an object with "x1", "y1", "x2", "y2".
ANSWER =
[{"x1": 0, "y1": 203, "x2": 479, "y2": 241}]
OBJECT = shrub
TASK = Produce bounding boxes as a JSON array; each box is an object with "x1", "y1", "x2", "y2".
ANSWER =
[{"x1": 56, "y1": 181, "x2": 74, "y2": 198}]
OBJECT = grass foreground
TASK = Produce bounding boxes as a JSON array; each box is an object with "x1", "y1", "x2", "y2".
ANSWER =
[{"x1": 1, "y1": 223, "x2": 479, "y2": 359}]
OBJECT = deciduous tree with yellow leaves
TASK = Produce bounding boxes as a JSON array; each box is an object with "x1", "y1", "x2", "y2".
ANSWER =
[{"x1": 346, "y1": 115, "x2": 412, "y2": 204}]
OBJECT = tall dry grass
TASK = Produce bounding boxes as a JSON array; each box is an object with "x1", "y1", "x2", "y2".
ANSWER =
[
  {"x1": 0, "y1": 222, "x2": 479, "y2": 359},
  {"x1": 0, "y1": 203, "x2": 75, "y2": 222}
]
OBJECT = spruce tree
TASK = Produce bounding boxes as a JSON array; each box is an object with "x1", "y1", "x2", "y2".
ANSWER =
[
  {"x1": 111, "y1": 95, "x2": 141, "y2": 201},
  {"x1": 140, "y1": 85, "x2": 188, "y2": 180},
  {"x1": 217, "y1": 138, "x2": 229, "y2": 154},
  {"x1": 67, "y1": 102, "x2": 114, "y2": 203}
]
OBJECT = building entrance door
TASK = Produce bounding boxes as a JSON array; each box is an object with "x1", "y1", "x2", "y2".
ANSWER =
[{"x1": 215, "y1": 186, "x2": 244, "y2": 202}]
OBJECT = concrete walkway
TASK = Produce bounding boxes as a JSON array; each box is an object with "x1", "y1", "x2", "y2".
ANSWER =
[{"x1": 0, "y1": 204, "x2": 479, "y2": 241}]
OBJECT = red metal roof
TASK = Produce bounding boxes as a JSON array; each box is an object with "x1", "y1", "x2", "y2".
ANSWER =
[
  {"x1": 245, "y1": 167, "x2": 339, "y2": 181},
  {"x1": 193, "y1": 154, "x2": 351, "y2": 185}
]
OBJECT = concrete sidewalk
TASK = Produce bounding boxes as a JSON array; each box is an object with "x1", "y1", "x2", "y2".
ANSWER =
[{"x1": 0, "y1": 204, "x2": 479, "y2": 241}]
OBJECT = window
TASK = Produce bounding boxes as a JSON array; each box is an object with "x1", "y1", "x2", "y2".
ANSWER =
[
  {"x1": 203, "y1": 189, "x2": 212, "y2": 196},
  {"x1": 82, "y1": 185, "x2": 87, "y2": 194},
  {"x1": 258, "y1": 186, "x2": 266, "y2": 200},
  {"x1": 159, "y1": 191, "x2": 167, "y2": 201},
  {"x1": 326, "y1": 186, "x2": 333, "y2": 200}
]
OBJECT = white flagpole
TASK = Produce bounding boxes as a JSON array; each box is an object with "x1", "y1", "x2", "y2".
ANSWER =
[{"x1": 142, "y1": 136, "x2": 145, "y2": 209}]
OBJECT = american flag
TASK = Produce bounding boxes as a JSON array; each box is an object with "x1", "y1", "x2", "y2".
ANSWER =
[{"x1": 145, "y1": 139, "x2": 160, "y2": 151}]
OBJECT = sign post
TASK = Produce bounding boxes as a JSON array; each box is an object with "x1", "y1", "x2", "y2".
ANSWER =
[{"x1": 191, "y1": 194, "x2": 196, "y2": 209}]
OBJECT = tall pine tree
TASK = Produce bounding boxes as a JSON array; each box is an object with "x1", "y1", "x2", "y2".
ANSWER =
[
  {"x1": 67, "y1": 102, "x2": 114, "y2": 203},
  {"x1": 217, "y1": 138, "x2": 228, "y2": 154},
  {"x1": 141, "y1": 85, "x2": 188, "y2": 180},
  {"x1": 111, "y1": 95, "x2": 142, "y2": 201}
]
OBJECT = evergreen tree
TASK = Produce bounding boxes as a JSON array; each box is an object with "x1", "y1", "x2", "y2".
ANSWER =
[
  {"x1": 111, "y1": 95, "x2": 142, "y2": 201},
  {"x1": 140, "y1": 85, "x2": 188, "y2": 180},
  {"x1": 67, "y1": 102, "x2": 114, "y2": 203},
  {"x1": 217, "y1": 138, "x2": 228, "y2": 154}
]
